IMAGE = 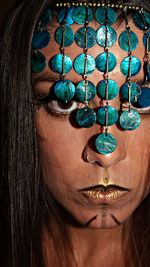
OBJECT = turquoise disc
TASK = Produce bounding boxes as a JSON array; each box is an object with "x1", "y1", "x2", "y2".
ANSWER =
[
  {"x1": 32, "y1": 31, "x2": 50, "y2": 49},
  {"x1": 120, "y1": 56, "x2": 141, "y2": 76},
  {"x1": 95, "y1": 7, "x2": 117, "y2": 25},
  {"x1": 57, "y1": 7, "x2": 75, "y2": 25},
  {"x1": 143, "y1": 31, "x2": 150, "y2": 51},
  {"x1": 40, "y1": 8, "x2": 52, "y2": 27},
  {"x1": 119, "y1": 30, "x2": 138, "y2": 51},
  {"x1": 97, "y1": 79, "x2": 119, "y2": 100},
  {"x1": 136, "y1": 87, "x2": 150, "y2": 108},
  {"x1": 96, "y1": 52, "x2": 117, "y2": 72},
  {"x1": 96, "y1": 26, "x2": 117, "y2": 47},
  {"x1": 50, "y1": 54, "x2": 72, "y2": 74},
  {"x1": 95, "y1": 133, "x2": 117, "y2": 155},
  {"x1": 119, "y1": 110, "x2": 141, "y2": 130},
  {"x1": 75, "y1": 27, "x2": 96, "y2": 48},
  {"x1": 55, "y1": 26, "x2": 74, "y2": 47},
  {"x1": 97, "y1": 106, "x2": 119, "y2": 126},
  {"x1": 75, "y1": 81, "x2": 96, "y2": 102},
  {"x1": 76, "y1": 106, "x2": 96, "y2": 128},
  {"x1": 74, "y1": 54, "x2": 95, "y2": 75},
  {"x1": 54, "y1": 80, "x2": 75, "y2": 102},
  {"x1": 72, "y1": 6, "x2": 93, "y2": 24},
  {"x1": 121, "y1": 82, "x2": 141, "y2": 103},
  {"x1": 31, "y1": 51, "x2": 46, "y2": 73},
  {"x1": 133, "y1": 11, "x2": 150, "y2": 30}
]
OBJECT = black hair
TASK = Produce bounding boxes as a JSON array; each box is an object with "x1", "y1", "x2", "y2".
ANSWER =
[{"x1": 0, "y1": 0, "x2": 150, "y2": 266}]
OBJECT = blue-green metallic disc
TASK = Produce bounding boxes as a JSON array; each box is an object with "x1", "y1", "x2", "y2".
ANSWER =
[
  {"x1": 133, "y1": 11, "x2": 150, "y2": 30},
  {"x1": 136, "y1": 87, "x2": 150, "y2": 108},
  {"x1": 50, "y1": 54, "x2": 72, "y2": 74},
  {"x1": 40, "y1": 8, "x2": 52, "y2": 27},
  {"x1": 97, "y1": 106, "x2": 119, "y2": 126},
  {"x1": 32, "y1": 31, "x2": 50, "y2": 49},
  {"x1": 57, "y1": 7, "x2": 75, "y2": 25},
  {"x1": 120, "y1": 56, "x2": 141, "y2": 76},
  {"x1": 54, "y1": 80, "x2": 75, "y2": 102},
  {"x1": 76, "y1": 106, "x2": 96, "y2": 128},
  {"x1": 95, "y1": 7, "x2": 117, "y2": 25},
  {"x1": 72, "y1": 6, "x2": 93, "y2": 24},
  {"x1": 119, "y1": 30, "x2": 138, "y2": 51},
  {"x1": 119, "y1": 109, "x2": 141, "y2": 130},
  {"x1": 75, "y1": 27, "x2": 96, "y2": 48},
  {"x1": 95, "y1": 133, "x2": 117, "y2": 155},
  {"x1": 55, "y1": 26, "x2": 74, "y2": 47},
  {"x1": 75, "y1": 81, "x2": 96, "y2": 102},
  {"x1": 96, "y1": 26, "x2": 117, "y2": 47},
  {"x1": 121, "y1": 82, "x2": 141, "y2": 103},
  {"x1": 31, "y1": 51, "x2": 46, "y2": 73},
  {"x1": 96, "y1": 52, "x2": 117, "y2": 72},
  {"x1": 97, "y1": 79, "x2": 119, "y2": 100},
  {"x1": 143, "y1": 31, "x2": 150, "y2": 51},
  {"x1": 74, "y1": 54, "x2": 95, "y2": 75}
]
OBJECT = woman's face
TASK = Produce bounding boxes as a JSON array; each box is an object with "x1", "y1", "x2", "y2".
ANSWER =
[{"x1": 33, "y1": 14, "x2": 150, "y2": 229}]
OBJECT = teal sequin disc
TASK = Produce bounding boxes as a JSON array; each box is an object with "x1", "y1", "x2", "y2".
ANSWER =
[
  {"x1": 136, "y1": 87, "x2": 150, "y2": 108},
  {"x1": 95, "y1": 7, "x2": 117, "y2": 25},
  {"x1": 55, "y1": 26, "x2": 74, "y2": 47},
  {"x1": 76, "y1": 106, "x2": 96, "y2": 128},
  {"x1": 31, "y1": 51, "x2": 46, "y2": 73},
  {"x1": 97, "y1": 79, "x2": 119, "y2": 100},
  {"x1": 75, "y1": 81, "x2": 96, "y2": 102},
  {"x1": 121, "y1": 82, "x2": 141, "y2": 103},
  {"x1": 95, "y1": 133, "x2": 117, "y2": 155},
  {"x1": 57, "y1": 7, "x2": 75, "y2": 25},
  {"x1": 74, "y1": 54, "x2": 95, "y2": 75},
  {"x1": 96, "y1": 26, "x2": 117, "y2": 47},
  {"x1": 75, "y1": 27, "x2": 96, "y2": 48},
  {"x1": 96, "y1": 52, "x2": 117, "y2": 72},
  {"x1": 97, "y1": 106, "x2": 119, "y2": 126},
  {"x1": 119, "y1": 109, "x2": 141, "y2": 130},
  {"x1": 54, "y1": 80, "x2": 75, "y2": 102},
  {"x1": 50, "y1": 54, "x2": 72, "y2": 74},
  {"x1": 72, "y1": 6, "x2": 93, "y2": 24},
  {"x1": 120, "y1": 56, "x2": 141, "y2": 76},
  {"x1": 119, "y1": 30, "x2": 138, "y2": 51},
  {"x1": 133, "y1": 11, "x2": 150, "y2": 30},
  {"x1": 40, "y1": 8, "x2": 52, "y2": 27},
  {"x1": 32, "y1": 31, "x2": 50, "y2": 49}
]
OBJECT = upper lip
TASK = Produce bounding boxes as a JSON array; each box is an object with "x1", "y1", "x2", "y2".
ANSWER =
[{"x1": 79, "y1": 184, "x2": 130, "y2": 192}]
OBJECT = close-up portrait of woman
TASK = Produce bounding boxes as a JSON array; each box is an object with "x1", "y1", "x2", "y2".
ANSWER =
[{"x1": 0, "y1": 0, "x2": 150, "y2": 266}]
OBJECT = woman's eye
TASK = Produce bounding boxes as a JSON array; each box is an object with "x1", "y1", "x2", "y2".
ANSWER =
[{"x1": 46, "y1": 100, "x2": 79, "y2": 116}]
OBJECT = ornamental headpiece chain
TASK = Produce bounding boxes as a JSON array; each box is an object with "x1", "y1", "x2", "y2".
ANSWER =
[{"x1": 31, "y1": 2, "x2": 150, "y2": 155}]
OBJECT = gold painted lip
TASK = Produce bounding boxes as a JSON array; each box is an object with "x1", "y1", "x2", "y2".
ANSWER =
[{"x1": 79, "y1": 184, "x2": 130, "y2": 193}]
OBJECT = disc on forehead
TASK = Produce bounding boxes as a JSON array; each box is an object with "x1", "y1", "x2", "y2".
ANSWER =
[
  {"x1": 136, "y1": 86, "x2": 150, "y2": 108},
  {"x1": 133, "y1": 11, "x2": 150, "y2": 30},
  {"x1": 96, "y1": 26, "x2": 117, "y2": 47},
  {"x1": 95, "y1": 7, "x2": 117, "y2": 25},
  {"x1": 57, "y1": 7, "x2": 75, "y2": 25},
  {"x1": 40, "y1": 8, "x2": 52, "y2": 27},
  {"x1": 32, "y1": 31, "x2": 50, "y2": 49},
  {"x1": 97, "y1": 106, "x2": 119, "y2": 126},
  {"x1": 76, "y1": 106, "x2": 96, "y2": 128},
  {"x1": 97, "y1": 79, "x2": 119, "y2": 100},
  {"x1": 119, "y1": 109, "x2": 141, "y2": 130},
  {"x1": 75, "y1": 27, "x2": 96, "y2": 48},
  {"x1": 54, "y1": 80, "x2": 75, "y2": 102},
  {"x1": 31, "y1": 51, "x2": 46, "y2": 73},
  {"x1": 75, "y1": 81, "x2": 96, "y2": 102},
  {"x1": 50, "y1": 54, "x2": 72, "y2": 74},
  {"x1": 96, "y1": 52, "x2": 117, "y2": 72},
  {"x1": 143, "y1": 31, "x2": 150, "y2": 51},
  {"x1": 120, "y1": 56, "x2": 141, "y2": 76},
  {"x1": 55, "y1": 26, "x2": 74, "y2": 47},
  {"x1": 74, "y1": 54, "x2": 95, "y2": 75},
  {"x1": 119, "y1": 30, "x2": 138, "y2": 51},
  {"x1": 121, "y1": 82, "x2": 141, "y2": 103},
  {"x1": 72, "y1": 6, "x2": 93, "y2": 24},
  {"x1": 95, "y1": 133, "x2": 117, "y2": 155}
]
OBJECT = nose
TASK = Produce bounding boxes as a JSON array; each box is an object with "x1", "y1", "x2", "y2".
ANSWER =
[{"x1": 83, "y1": 126, "x2": 127, "y2": 168}]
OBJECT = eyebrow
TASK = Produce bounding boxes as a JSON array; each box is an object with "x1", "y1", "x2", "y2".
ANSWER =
[{"x1": 32, "y1": 71, "x2": 59, "y2": 85}]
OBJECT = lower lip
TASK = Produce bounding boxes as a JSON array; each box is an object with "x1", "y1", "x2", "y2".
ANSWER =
[{"x1": 82, "y1": 190, "x2": 129, "y2": 205}]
